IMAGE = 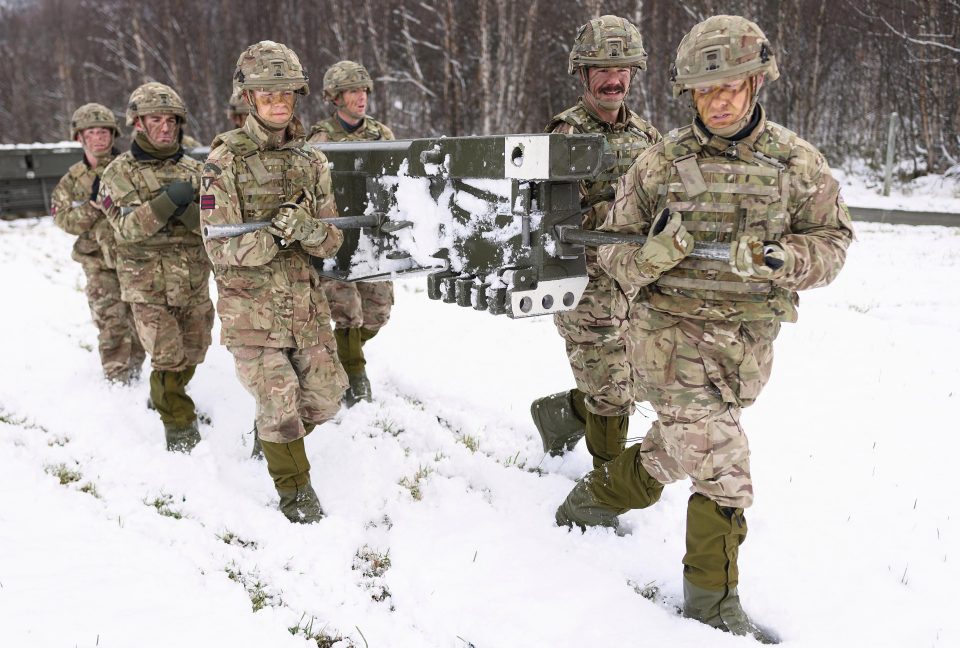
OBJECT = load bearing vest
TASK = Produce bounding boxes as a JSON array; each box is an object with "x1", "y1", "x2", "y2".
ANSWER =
[{"x1": 649, "y1": 123, "x2": 799, "y2": 321}]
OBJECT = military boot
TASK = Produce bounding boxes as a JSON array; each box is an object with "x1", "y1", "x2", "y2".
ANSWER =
[
  {"x1": 335, "y1": 327, "x2": 372, "y2": 407},
  {"x1": 555, "y1": 444, "x2": 664, "y2": 531},
  {"x1": 277, "y1": 484, "x2": 325, "y2": 523},
  {"x1": 682, "y1": 493, "x2": 779, "y2": 644},
  {"x1": 164, "y1": 419, "x2": 201, "y2": 453},
  {"x1": 261, "y1": 436, "x2": 323, "y2": 524},
  {"x1": 583, "y1": 411, "x2": 628, "y2": 469},
  {"x1": 530, "y1": 389, "x2": 587, "y2": 455}
]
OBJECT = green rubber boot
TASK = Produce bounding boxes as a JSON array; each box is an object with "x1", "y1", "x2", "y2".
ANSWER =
[
  {"x1": 682, "y1": 494, "x2": 779, "y2": 644},
  {"x1": 163, "y1": 419, "x2": 201, "y2": 453},
  {"x1": 530, "y1": 389, "x2": 587, "y2": 455},
  {"x1": 261, "y1": 436, "x2": 323, "y2": 524},
  {"x1": 583, "y1": 411, "x2": 628, "y2": 469},
  {"x1": 335, "y1": 327, "x2": 372, "y2": 407},
  {"x1": 555, "y1": 444, "x2": 664, "y2": 531},
  {"x1": 150, "y1": 367, "x2": 200, "y2": 452}
]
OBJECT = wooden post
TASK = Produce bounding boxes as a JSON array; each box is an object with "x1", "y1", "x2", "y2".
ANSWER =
[{"x1": 883, "y1": 112, "x2": 898, "y2": 197}]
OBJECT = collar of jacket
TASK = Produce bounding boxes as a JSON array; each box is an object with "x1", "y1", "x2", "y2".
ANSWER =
[
  {"x1": 243, "y1": 114, "x2": 307, "y2": 150},
  {"x1": 130, "y1": 136, "x2": 184, "y2": 163},
  {"x1": 576, "y1": 97, "x2": 632, "y2": 131},
  {"x1": 82, "y1": 146, "x2": 120, "y2": 170},
  {"x1": 692, "y1": 104, "x2": 767, "y2": 156}
]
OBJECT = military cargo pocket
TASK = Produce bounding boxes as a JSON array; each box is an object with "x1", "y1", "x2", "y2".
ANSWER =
[
  {"x1": 737, "y1": 320, "x2": 779, "y2": 405},
  {"x1": 628, "y1": 304, "x2": 680, "y2": 387},
  {"x1": 217, "y1": 295, "x2": 274, "y2": 331}
]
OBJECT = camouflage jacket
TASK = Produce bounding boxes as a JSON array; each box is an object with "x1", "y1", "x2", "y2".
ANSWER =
[
  {"x1": 599, "y1": 107, "x2": 853, "y2": 323},
  {"x1": 51, "y1": 153, "x2": 119, "y2": 268},
  {"x1": 546, "y1": 99, "x2": 660, "y2": 277},
  {"x1": 307, "y1": 114, "x2": 395, "y2": 143},
  {"x1": 98, "y1": 145, "x2": 208, "y2": 306},
  {"x1": 201, "y1": 115, "x2": 344, "y2": 349}
]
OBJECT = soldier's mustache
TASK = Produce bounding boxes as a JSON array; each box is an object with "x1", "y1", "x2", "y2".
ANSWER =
[{"x1": 599, "y1": 83, "x2": 625, "y2": 94}]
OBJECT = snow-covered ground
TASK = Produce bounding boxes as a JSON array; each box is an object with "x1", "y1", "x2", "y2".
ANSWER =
[
  {"x1": 835, "y1": 160, "x2": 960, "y2": 213},
  {"x1": 1, "y1": 194, "x2": 959, "y2": 646}
]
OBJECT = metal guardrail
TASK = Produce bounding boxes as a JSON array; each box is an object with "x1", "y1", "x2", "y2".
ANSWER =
[{"x1": 847, "y1": 206, "x2": 960, "y2": 228}]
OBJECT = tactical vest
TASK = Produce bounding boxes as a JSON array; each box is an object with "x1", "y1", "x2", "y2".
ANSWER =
[
  {"x1": 216, "y1": 129, "x2": 320, "y2": 223},
  {"x1": 649, "y1": 122, "x2": 799, "y2": 321},
  {"x1": 122, "y1": 154, "x2": 201, "y2": 245},
  {"x1": 547, "y1": 103, "x2": 656, "y2": 227}
]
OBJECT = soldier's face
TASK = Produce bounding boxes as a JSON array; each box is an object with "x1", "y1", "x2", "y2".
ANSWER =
[
  {"x1": 336, "y1": 88, "x2": 368, "y2": 119},
  {"x1": 252, "y1": 90, "x2": 296, "y2": 124},
  {"x1": 79, "y1": 127, "x2": 113, "y2": 155},
  {"x1": 137, "y1": 114, "x2": 180, "y2": 145},
  {"x1": 586, "y1": 67, "x2": 632, "y2": 104},
  {"x1": 693, "y1": 77, "x2": 753, "y2": 130}
]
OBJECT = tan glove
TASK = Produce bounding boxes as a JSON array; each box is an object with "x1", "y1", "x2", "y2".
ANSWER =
[
  {"x1": 730, "y1": 235, "x2": 795, "y2": 280},
  {"x1": 636, "y1": 209, "x2": 694, "y2": 277},
  {"x1": 270, "y1": 201, "x2": 329, "y2": 246}
]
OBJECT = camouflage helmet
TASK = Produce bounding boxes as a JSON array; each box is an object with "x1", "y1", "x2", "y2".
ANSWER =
[
  {"x1": 70, "y1": 102, "x2": 119, "y2": 139},
  {"x1": 568, "y1": 15, "x2": 647, "y2": 75},
  {"x1": 323, "y1": 60, "x2": 373, "y2": 102},
  {"x1": 125, "y1": 82, "x2": 187, "y2": 127},
  {"x1": 671, "y1": 15, "x2": 779, "y2": 97},
  {"x1": 234, "y1": 40, "x2": 309, "y2": 95},
  {"x1": 227, "y1": 85, "x2": 251, "y2": 116}
]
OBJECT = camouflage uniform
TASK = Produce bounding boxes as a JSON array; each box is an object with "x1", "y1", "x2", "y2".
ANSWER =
[
  {"x1": 307, "y1": 60, "x2": 395, "y2": 406},
  {"x1": 51, "y1": 109, "x2": 145, "y2": 382},
  {"x1": 532, "y1": 16, "x2": 659, "y2": 466},
  {"x1": 203, "y1": 114, "x2": 347, "y2": 444},
  {"x1": 99, "y1": 83, "x2": 213, "y2": 450},
  {"x1": 202, "y1": 40, "x2": 347, "y2": 524},
  {"x1": 556, "y1": 16, "x2": 854, "y2": 642}
]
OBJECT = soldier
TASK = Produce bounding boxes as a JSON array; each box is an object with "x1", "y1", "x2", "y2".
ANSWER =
[
  {"x1": 554, "y1": 16, "x2": 854, "y2": 642},
  {"x1": 99, "y1": 82, "x2": 213, "y2": 453},
  {"x1": 51, "y1": 103, "x2": 145, "y2": 383},
  {"x1": 307, "y1": 60, "x2": 395, "y2": 406},
  {"x1": 530, "y1": 16, "x2": 660, "y2": 468},
  {"x1": 226, "y1": 86, "x2": 250, "y2": 129},
  {"x1": 201, "y1": 41, "x2": 347, "y2": 524}
]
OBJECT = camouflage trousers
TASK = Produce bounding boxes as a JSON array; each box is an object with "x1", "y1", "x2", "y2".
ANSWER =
[
  {"x1": 553, "y1": 273, "x2": 633, "y2": 417},
  {"x1": 322, "y1": 278, "x2": 394, "y2": 331},
  {"x1": 130, "y1": 299, "x2": 214, "y2": 372},
  {"x1": 79, "y1": 258, "x2": 145, "y2": 381},
  {"x1": 229, "y1": 335, "x2": 348, "y2": 444},
  {"x1": 629, "y1": 313, "x2": 780, "y2": 509}
]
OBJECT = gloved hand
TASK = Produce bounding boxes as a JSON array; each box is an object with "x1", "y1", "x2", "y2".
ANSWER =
[
  {"x1": 635, "y1": 209, "x2": 694, "y2": 277},
  {"x1": 270, "y1": 201, "x2": 328, "y2": 246},
  {"x1": 149, "y1": 181, "x2": 196, "y2": 221},
  {"x1": 89, "y1": 176, "x2": 101, "y2": 203},
  {"x1": 730, "y1": 235, "x2": 795, "y2": 280},
  {"x1": 175, "y1": 202, "x2": 201, "y2": 231}
]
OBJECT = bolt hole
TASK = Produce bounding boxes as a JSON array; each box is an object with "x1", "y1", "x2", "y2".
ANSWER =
[
  {"x1": 562, "y1": 292, "x2": 576, "y2": 307},
  {"x1": 519, "y1": 296, "x2": 533, "y2": 313},
  {"x1": 542, "y1": 294, "x2": 554, "y2": 310}
]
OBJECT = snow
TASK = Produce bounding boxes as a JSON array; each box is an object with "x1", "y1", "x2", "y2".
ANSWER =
[
  {"x1": 1, "y1": 183, "x2": 959, "y2": 647},
  {"x1": 835, "y1": 160, "x2": 960, "y2": 213}
]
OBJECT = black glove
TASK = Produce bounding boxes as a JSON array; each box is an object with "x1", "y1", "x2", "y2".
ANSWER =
[
  {"x1": 148, "y1": 181, "x2": 196, "y2": 221},
  {"x1": 89, "y1": 176, "x2": 101, "y2": 203},
  {"x1": 164, "y1": 181, "x2": 195, "y2": 207}
]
